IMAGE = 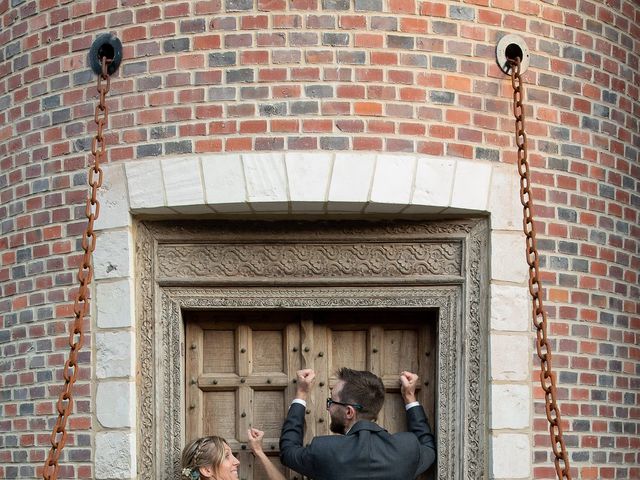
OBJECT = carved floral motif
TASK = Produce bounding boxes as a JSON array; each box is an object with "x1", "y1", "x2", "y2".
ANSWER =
[{"x1": 157, "y1": 242, "x2": 462, "y2": 279}]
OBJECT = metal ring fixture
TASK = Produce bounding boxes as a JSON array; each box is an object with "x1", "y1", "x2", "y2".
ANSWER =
[
  {"x1": 88, "y1": 33, "x2": 122, "y2": 76},
  {"x1": 496, "y1": 34, "x2": 530, "y2": 75}
]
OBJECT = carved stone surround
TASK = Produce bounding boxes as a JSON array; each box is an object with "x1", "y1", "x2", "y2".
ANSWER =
[{"x1": 135, "y1": 218, "x2": 489, "y2": 479}]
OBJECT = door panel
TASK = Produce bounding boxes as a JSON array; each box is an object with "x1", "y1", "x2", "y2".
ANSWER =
[{"x1": 186, "y1": 309, "x2": 437, "y2": 479}]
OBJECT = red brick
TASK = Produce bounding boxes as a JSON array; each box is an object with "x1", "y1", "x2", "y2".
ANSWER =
[
  {"x1": 371, "y1": 52, "x2": 398, "y2": 65},
  {"x1": 194, "y1": 34, "x2": 221, "y2": 50},
  {"x1": 339, "y1": 15, "x2": 366, "y2": 29},
  {"x1": 241, "y1": 15, "x2": 268, "y2": 30},
  {"x1": 239, "y1": 120, "x2": 268, "y2": 134},
  {"x1": 271, "y1": 119, "x2": 299, "y2": 133},
  {"x1": 336, "y1": 85, "x2": 365, "y2": 99},
  {"x1": 353, "y1": 137, "x2": 382, "y2": 151},
  {"x1": 195, "y1": 139, "x2": 222, "y2": 153},
  {"x1": 354, "y1": 102, "x2": 382, "y2": 116},
  {"x1": 241, "y1": 51, "x2": 269, "y2": 65},
  {"x1": 400, "y1": 17, "x2": 427, "y2": 33},
  {"x1": 354, "y1": 33, "x2": 383, "y2": 48},
  {"x1": 257, "y1": 0, "x2": 287, "y2": 9},
  {"x1": 209, "y1": 121, "x2": 237, "y2": 135},
  {"x1": 302, "y1": 119, "x2": 332, "y2": 133},
  {"x1": 421, "y1": 2, "x2": 446, "y2": 16},
  {"x1": 225, "y1": 137, "x2": 252, "y2": 151}
]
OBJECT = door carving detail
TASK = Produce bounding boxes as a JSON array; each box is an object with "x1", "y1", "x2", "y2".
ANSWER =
[{"x1": 135, "y1": 219, "x2": 489, "y2": 479}]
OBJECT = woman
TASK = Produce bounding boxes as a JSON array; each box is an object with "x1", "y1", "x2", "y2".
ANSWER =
[
  {"x1": 181, "y1": 429, "x2": 285, "y2": 480},
  {"x1": 181, "y1": 435, "x2": 239, "y2": 480}
]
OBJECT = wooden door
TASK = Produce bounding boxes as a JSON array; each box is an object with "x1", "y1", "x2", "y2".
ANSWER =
[{"x1": 185, "y1": 310, "x2": 437, "y2": 480}]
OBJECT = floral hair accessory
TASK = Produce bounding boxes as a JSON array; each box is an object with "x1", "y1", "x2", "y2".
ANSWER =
[{"x1": 181, "y1": 467, "x2": 199, "y2": 480}]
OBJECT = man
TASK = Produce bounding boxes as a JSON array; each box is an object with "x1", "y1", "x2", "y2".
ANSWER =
[{"x1": 280, "y1": 368, "x2": 436, "y2": 480}]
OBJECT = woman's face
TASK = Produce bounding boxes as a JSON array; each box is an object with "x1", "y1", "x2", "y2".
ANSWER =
[{"x1": 214, "y1": 443, "x2": 240, "y2": 480}]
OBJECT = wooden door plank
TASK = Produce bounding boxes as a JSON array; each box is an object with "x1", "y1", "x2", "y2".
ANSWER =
[
  {"x1": 313, "y1": 322, "x2": 329, "y2": 436},
  {"x1": 300, "y1": 316, "x2": 315, "y2": 443},
  {"x1": 420, "y1": 323, "x2": 436, "y2": 424},
  {"x1": 185, "y1": 322, "x2": 204, "y2": 441},
  {"x1": 369, "y1": 326, "x2": 384, "y2": 425}
]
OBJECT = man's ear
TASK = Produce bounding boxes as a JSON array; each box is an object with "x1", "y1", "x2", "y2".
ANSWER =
[{"x1": 346, "y1": 405, "x2": 357, "y2": 420}]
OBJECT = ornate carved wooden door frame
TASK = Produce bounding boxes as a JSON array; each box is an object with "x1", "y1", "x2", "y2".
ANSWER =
[{"x1": 134, "y1": 219, "x2": 489, "y2": 479}]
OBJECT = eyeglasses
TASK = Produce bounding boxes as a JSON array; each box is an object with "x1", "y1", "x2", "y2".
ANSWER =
[{"x1": 326, "y1": 397, "x2": 363, "y2": 410}]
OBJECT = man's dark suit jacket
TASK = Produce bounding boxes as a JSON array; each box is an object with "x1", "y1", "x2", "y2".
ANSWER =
[{"x1": 280, "y1": 402, "x2": 436, "y2": 480}]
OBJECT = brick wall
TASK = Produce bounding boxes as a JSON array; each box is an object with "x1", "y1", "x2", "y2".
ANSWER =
[{"x1": 0, "y1": 0, "x2": 638, "y2": 479}]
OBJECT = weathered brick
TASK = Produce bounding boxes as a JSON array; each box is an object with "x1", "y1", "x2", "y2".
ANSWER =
[
  {"x1": 165, "y1": 140, "x2": 192, "y2": 154},
  {"x1": 304, "y1": 85, "x2": 333, "y2": 98},
  {"x1": 209, "y1": 52, "x2": 237, "y2": 66},
  {"x1": 370, "y1": 16, "x2": 396, "y2": 31},
  {"x1": 259, "y1": 102, "x2": 287, "y2": 117},
  {"x1": 429, "y1": 91, "x2": 454, "y2": 104},
  {"x1": 322, "y1": 33, "x2": 349, "y2": 46},
  {"x1": 290, "y1": 101, "x2": 319, "y2": 115},
  {"x1": 320, "y1": 136, "x2": 348, "y2": 150},
  {"x1": 387, "y1": 35, "x2": 414, "y2": 49},
  {"x1": 163, "y1": 38, "x2": 190, "y2": 52},
  {"x1": 322, "y1": 0, "x2": 349, "y2": 10},
  {"x1": 450, "y1": 5, "x2": 475, "y2": 20},
  {"x1": 136, "y1": 143, "x2": 162, "y2": 157},
  {"x1": 355, "y1": 0, "x2": 382, "y2": 10},
  {"x1": 226, "y1": 0, "x2": 253, "y2": 10},
  {"x1": 431, "y1": 56, "x2": 456, "y2": 71},
  {"x1": 226, "y1": 68, "x2": 254, "y2": 83}
]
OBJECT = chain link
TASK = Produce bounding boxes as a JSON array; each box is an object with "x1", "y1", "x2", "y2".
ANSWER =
[
  {"x1": 42, "y1": 57, "x2": 111, "y2": 480},
  {"x1": 508, "y1": 57, "x2": 572, "y2": 480}
]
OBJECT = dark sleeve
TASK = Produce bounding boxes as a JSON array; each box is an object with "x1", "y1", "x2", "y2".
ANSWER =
[
  {"x1": 406, "y1": 405, "x2": 437, "y2": 475},
  {"x1": 279, "y1": 402, "x2": 316, "y2": 477}
]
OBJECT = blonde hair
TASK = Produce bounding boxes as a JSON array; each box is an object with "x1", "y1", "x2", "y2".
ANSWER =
[{"x1": 181, "y1": 436, "x2": 228, "y2": 479}]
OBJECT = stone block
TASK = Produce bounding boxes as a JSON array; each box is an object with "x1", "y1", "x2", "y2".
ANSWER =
[
  {"x1": 488, "y1": 164, "x2": 521, "y2": 231},
  {"x1": 97, "y1": 381, "x2": 135, "y2": 428},
  {"x1": 448, "y1": 159, "x2": 491, "y2": 213},
  {"x1": 94, "y1": 163, "x2": 131, "y2": 231},
  {"x1": 327, "y1": 152, "x2": 375, "y2": 211},
  {"x1": 490, "y1": 284, "x2": 530, "y2": 332},
  {"x1": 201, "y1": 154, "x2": 251, "y2": 213},
  {"x1": 406, "y1": 155, "x2": 454, "y2": 213},
  {"x1": 93, "y1": 229, "x2": 131, "y2": 280},
  {"x1": 490, "y1": 231, "x2": 528, "y2": 283},
  {"x1": 490, "y1": 384, "x2": 531, "y2": 429},
  {"x1": 367, "y1": 154, "x2": 415, "y2": 213},
  {"x1": 243, "y1": 153, "x2": 288, "y2": 212},
  {"x1": 161, "y1": 157, "x2": 205, "y2": 208},
  {"x1": 490, "y1": 334, "x2": 530, "y2": 381},
  {"x1": 95, "y1": 431, "x2": 136, "y2": 479},
  {"x1": 491, "y1": 433, "x2": 531, "y2": 478},
  {"x1": 285, "y1": 152, "x2": 332, "y2": 212},
  {"x1": 96, "y1": 331, "x2": 134, "y2": 379},
  {"x1": 124, "y1": 159, "x2": 172, "y2": 213},
  {"x1": 96, "y1": 279, "x2": 133, "y2": 329}
]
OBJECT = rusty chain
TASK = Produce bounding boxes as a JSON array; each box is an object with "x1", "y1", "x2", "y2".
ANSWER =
[
  {"x1": 508, "y1": 56, "x2": 572, "y2": 480},
  {"x1": 42, "y1": 57, "x2": 111, "y2": 480}
]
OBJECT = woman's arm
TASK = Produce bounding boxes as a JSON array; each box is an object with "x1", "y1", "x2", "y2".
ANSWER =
[{"x1": 247, "y1": 428, "x2": 286, "y2": 480}]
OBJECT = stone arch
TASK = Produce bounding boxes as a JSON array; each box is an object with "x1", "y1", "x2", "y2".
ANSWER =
[{"x1": 91, "y1": 152, "x2": 532, "y2": 479}]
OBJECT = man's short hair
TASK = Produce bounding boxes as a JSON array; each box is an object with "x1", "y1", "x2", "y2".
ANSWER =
[{"x1": 336, "y1": 368, "x2": 385, "y2": 421}]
